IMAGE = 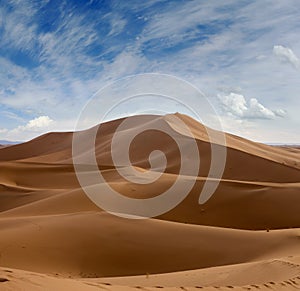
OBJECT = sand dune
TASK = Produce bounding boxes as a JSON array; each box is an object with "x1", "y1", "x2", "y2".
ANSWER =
[{"x1": 0, "y1": 114, "x2": 299, "y2": 290}]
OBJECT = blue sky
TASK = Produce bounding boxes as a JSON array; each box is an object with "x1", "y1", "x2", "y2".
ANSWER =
[{"x1": 0, "y1": 0, "x2": 299, "y2": 142}]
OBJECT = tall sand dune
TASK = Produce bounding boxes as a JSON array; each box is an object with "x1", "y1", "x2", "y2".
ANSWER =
[{"x1": 0, "y1": 114, "x2": 299, "y2": 290}]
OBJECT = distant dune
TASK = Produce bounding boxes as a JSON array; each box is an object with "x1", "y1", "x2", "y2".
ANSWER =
[{"x1": 0, "y1": 114, "x2": 299, "y2": 290}]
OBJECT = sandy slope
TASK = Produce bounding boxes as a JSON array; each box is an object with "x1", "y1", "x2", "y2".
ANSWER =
[
  {"x1": 0, "y1": 114, "x2": 299, "y2": 290},
  {"x1": 1, "y1": 212, "x2": 300, "y2": 277},
  {"x1": 1, "y1": 258, "x2": 300, "y2": 290}
]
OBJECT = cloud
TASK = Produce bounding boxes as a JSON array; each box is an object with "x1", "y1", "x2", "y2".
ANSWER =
[
  {"x1": 21, "y1": 116, "x2": 53, "y2": 131},
  {"x1": 273, "y1": 109, "x2": 287, "y2": 117},
  {"x1": 138, "y1": 1, "x2": 236, "y2": 49},
  {"x1": 1, "y1": 110, "x2": 25, "y2": 122},
  {"x1": 0, "y1": 116, "x2": 54, "y2": 141},
  {"x1": 220, "y1": 93, "x2": 248, "y2": 117},
  {"x1": 247, "y1": 98, "x2": 278, "y2": 119},
  {"x1": 273, "y1": 45, "x2": 300, "y2": 68},
  {"x1": 219, "y1": 93, "x2": 285, "y2": 120}
]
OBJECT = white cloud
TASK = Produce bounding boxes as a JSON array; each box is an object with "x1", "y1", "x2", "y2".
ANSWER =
[
  {"x1": 220, "y1": 93, "x2": 248, "y2": 117},
  {"x1": 22, "y1": 116, "x2": 53, "y2": 131},
  {"x1": 219, "y1": 93, "x2": 285, "y2": 120},
  {"x1": 273, "y1": 109, "x2": 287, "y2": 117},
  {"x1": 247, "y1": 98, "x2": 276, "y2": 119},
  {"x1": 273, "y1": 45, "x2": 300, "y2": 68},
  {"x1": 0, "y1": 116, "x2": 54, "y2": 141}
]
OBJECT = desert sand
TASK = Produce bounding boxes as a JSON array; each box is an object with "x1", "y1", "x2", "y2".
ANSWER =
[{"x1": 0, "y1": 113, "x2": 299, "y2": 290}]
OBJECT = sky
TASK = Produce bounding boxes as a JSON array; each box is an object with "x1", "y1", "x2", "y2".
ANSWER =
[{"x1": 0, "y1": 0, "x2": 299, "y2": 143}]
